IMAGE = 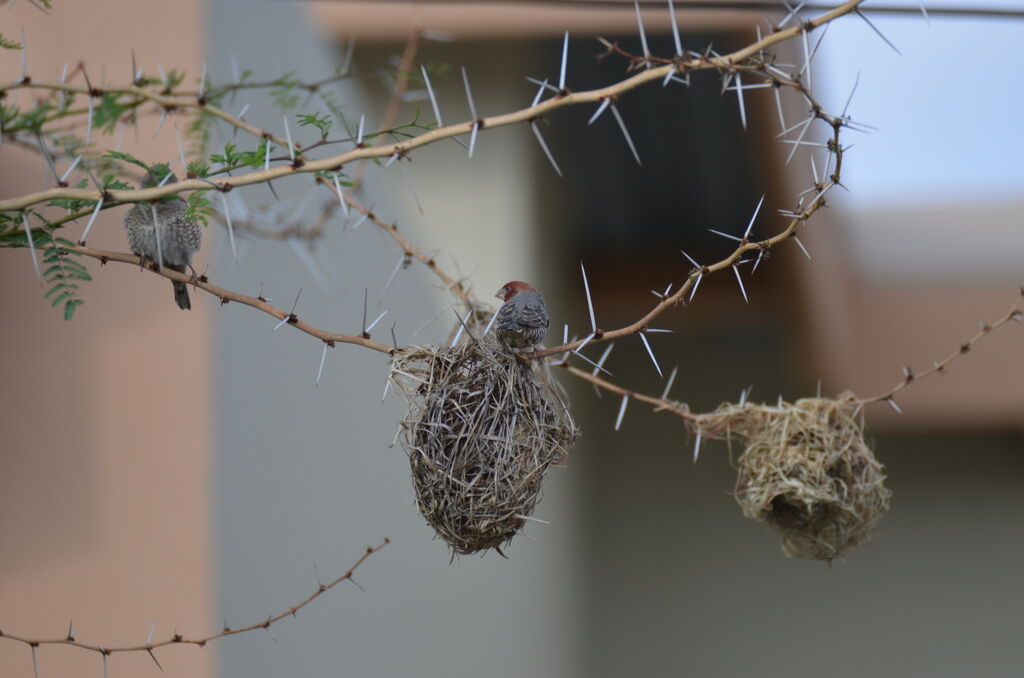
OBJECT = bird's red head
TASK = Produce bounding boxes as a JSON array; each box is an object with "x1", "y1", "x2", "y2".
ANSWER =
[{"x1": 495, "y1": 280, "x2": 536, "y2": 302}]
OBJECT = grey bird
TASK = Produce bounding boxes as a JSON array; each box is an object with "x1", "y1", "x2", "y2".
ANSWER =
[
  {"x1": 494, "y1": 281, "x2": 549, "y2": 351},
  {"x1": 123, "y1": 168, "x2": 202, "y2": 310}
]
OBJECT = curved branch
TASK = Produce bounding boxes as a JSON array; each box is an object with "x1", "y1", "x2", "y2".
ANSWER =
[
  {"x1": 0, "y1": 540, "x2": 388, "y2": 660},
  {"x1": 66, "y1": 243, "x2": 393, "y2": 354},
  {"x1": 0, "y1": 0, "x2": 862, "y2": 213}
]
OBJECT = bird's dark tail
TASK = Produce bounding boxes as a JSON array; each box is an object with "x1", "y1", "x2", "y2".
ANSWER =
[{"x1": 167, "y1": 263, "x2": 191, "y2": 310}]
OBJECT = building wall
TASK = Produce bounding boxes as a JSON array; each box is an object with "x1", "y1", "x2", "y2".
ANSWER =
[{"x1": 0, "y1": 3, "x2": 214, "y2": 678}]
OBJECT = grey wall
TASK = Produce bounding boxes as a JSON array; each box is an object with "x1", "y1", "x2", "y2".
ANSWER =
[{"x1": 207, "y1": 3, "x2": 578, "y2": 677}]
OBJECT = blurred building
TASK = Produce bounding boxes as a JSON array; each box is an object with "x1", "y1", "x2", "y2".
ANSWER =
[{"x1": 2, "y1": 2, "x2": 1022, "y2": 678}]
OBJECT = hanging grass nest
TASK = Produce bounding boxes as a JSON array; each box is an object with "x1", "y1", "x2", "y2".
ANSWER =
[
  {"x1": 388, "y1": 335, "x2": 578, "y2": 556},
  {"x1": 697, "y1": 393, "x2": 891, "y2": 562}
]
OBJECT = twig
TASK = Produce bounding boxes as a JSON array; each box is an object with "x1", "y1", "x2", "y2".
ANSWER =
[{"x1": 0, "y1": 540, "x2": 388, "y2": 659}]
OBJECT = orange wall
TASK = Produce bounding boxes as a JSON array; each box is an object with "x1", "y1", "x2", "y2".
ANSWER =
[{"x1": 0, "y1": 2, "x2": 214, "y2": 678}]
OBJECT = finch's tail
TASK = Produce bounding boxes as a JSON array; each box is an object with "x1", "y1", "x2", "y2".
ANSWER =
[{"x1": 167, "y1": 263, "x2": 192, "y2": 310}]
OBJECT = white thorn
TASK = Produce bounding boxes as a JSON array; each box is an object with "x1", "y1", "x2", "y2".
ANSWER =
[
  {"x1": 638, "y1": 332, "x2": 663, "y2": 378},
  {"x1": 421, "y1": 65, "x2": 443, "y2": 126},
  {"x1": 333, "y1": 174, "x2": 350, "y2": 218},
  {"x1": 580, "y1": 260, "x2": 597, "y2": 332},
  {"x1": 744, "y1": 194, "x2": 765, "y2": 239},
  {"x1": 483, "y1": 310, "x2": 499, "y2": 336},
  {"x1": 793, "y1": 236, "x2": 812, "y2": 260},
  {"x1": 316, "y1": 343, "x2": 329, "y2": 386},
  {"x1": 60, "y1": 155, "x2": 82, "y2": 183},
  {"x1": 86, "y1": 96, "x2": 94, "y2": 146},
  {"x1": 688, "y1": 273, "x2": 702, "y2": 302},
  {"x1": 773, "y1": 87, "x2": 786, "y2": 133},
  {"x1": 887, "y1": 397, "x2": 903, "y2": 414},
  {"x1": 461, "y1": 66, "x2": 478, "y2": 119},
  {"x1": 366, "y1": 310, "x2": 387, "y2": 333},
  {"x1": 283, "y1": 115, "x2": 295, "y2": 161},
  {"x1": 660, "y1": 365, "x2": 678, "y2": 400},
  {"x1": 732, "y1": 265, "x2": 748, "y2": 303},
  {"x1": 610, "y1": 104, "x2": 641, "y2": 166},
  {"x1": 531, "y1": 122, "x2": 562, "y2": 177},
  {"x1": 558, "y1": 30, "x2": 569, "y2": 90},
  {"x1": 668, "y1": 0, "x2": 683, "y2": 56},
  {"x1": 693, "y1": 430, "x2": 702, "y2": 463},
  {"x1": 592, "y1": 342, "x2": 614, "y2": 376},
  {"x1": 21, "y1": 212, "x2": 42, "y2": 282},
  {"x1": 80, "y1": 197, "x2": 104, "y2": 243},
  {"x1": 634, "y1": 1, "x2": 651, "y2": 64},
  {"x1": 614, "y1": 394, "x2": 629, "y2": 431},
  {"x1": 199, "y1": 61, "x2": 208, "y2": 98},
  {"x1": 356, "y1": 113, "x2": 365, "y2": 145},
  {"x1": 735, "y1": 71, "x2": 747, "y2": 130},
  {"x1": 220, "y1": 192, "x2": 237, "y2": 262},
  {"x1": 588, "y1": 98, "x2": 611, "y2": 125}
]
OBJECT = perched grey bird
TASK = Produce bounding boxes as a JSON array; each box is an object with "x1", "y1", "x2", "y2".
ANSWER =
[
  {"x1": 494, "y1": 280, "x2": 549, "y2": 351},
  {"x1": 123, "y1": 169, "x2": 201, "y2": 310}
]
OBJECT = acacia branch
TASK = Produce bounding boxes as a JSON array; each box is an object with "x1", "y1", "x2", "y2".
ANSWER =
[
  {"x1": 0, "y1": 539, "x2": 388, "y2": 661},
  {"x1": 65, "y1": 243, "x2": 393, "y2": 354},
  {"x1": 0, "y1": 0, "x2": 862, "y2": 213}
]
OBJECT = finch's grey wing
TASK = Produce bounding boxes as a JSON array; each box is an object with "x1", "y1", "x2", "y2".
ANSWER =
[{"x1": 513, "y1": 301, "x2": 549, "y2": 328}]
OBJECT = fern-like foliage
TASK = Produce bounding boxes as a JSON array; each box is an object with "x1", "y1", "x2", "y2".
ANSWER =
[{"x1": 40, "y1": 235, "x2": 91, "y2": 320}]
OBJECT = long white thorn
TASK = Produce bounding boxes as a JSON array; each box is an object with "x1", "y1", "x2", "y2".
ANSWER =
[
  {"x1": 283, "y1": 115, "x2": 295, "y2": 161},
  {"x1": 735, "y1": 71, "x2": 747, "y2": 130},
  {"x1": 421, "y1": 65, "x2": 443, "y2": 126},
  {"x1": 744, "y1": 194, "x2": 765, "y2": 239},
  {"x1": 580, "y1": 260, "x2": 597, "y2": 332},
  {"x1": 80, "y1": 197, "x2": 104, "y2": 243},
  {"x1": 668, "y1": 0, "x2": 683, "y2": 56},
  {"x1": 732, "y1": 265, "x2": 748, "y2": 303},
  {"x1": 20, "y1": 29, "x2": 27, "y2": 82},
  {"x1": 689, "y1": 273, "x2": 702, "y2": 302},
  {"x1": 21, "y1": 212, "x2": 42, "y2": 282},
  {"x1": 693, "y1": 430, "x2": 702, "y2": 463},
  {"x1": 773, "y1": 87, "x2": 786, "y2": 133},
  {"x1": 793, "y1": 236, "x2": 812, "y2": 260},
  {"x1": 333, "y1": 174, "x2": 350, "y2": 218},
  {"x1": 531, "y1": 122, "x2": 562, "y2": 177},
  {"x1": 785, "y1": 116, "x2": 814, "y2": 166},
  {"x1": 588, "y1": 98, "x2": 611, "y2": 125},
  {"x1": 86, "y1": 96, "x2": 94, "y2": 145},
  {"x1": 614, "y1": 394, "x2": 629, "y2": 431},
  {"x1": 638, "y1": 332, "x2": 663, "y2": 378},
  {"x1": 220, "y1": 192, "x2": 237, "y2": 261},
  {"x1": 634, "y1": 2, "x2": 651, "y2": 65},
  {"x1": 316, "y1": 343, "x2": 329, "y2": 386},
  {"x1": 356, "y1": 114, "x2": 365, "y2": 145},
  {"x1": 855, "y1": 9, "x2": 901, "y2": 55},
  {"x1": 60, "y1": 155, "x2": 82, "y2": 184},
  {"x1": 610, "y1": 104, "x2": 641, "y2": 166},
  {"x1": 660, "y1": 365, "x2": 678, "y2": 400},
  {"x1": 592, "y1": 343, "x2": 614, "y2": 376},
  {"x1": 558, "y1": 31, "x2": 569, "y2": 90}
]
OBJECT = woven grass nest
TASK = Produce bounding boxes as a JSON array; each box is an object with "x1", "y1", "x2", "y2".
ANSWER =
[
  {"x1": 699, "y1": 393, "x2": 891, "y2": 562},
  {"x1": 388, "y1": 335, "x2": 578, "y2": 556}
]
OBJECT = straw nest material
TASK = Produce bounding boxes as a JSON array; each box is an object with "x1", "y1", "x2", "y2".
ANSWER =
[
  {"x1": 388, "y1": 335, "x2": 578, "y2": 556},
  {"x1": 698, "y1": 393, "x2": 891, "y2": 562}
]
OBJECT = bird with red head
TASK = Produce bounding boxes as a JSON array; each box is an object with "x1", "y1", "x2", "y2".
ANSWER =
[{"x1": 494, "y1": 281, "x2": 549, "y2": 351}]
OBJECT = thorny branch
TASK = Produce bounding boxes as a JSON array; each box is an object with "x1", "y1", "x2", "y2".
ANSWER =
[
  {"x1": 0, "y1": 0, "x2": 863, "y2": 213},
  {"x1": 0, "y1": 539, "x2": 388, "y2": 663},
  {"x1": 859, "y1": 291, "x2": 1024, "y2": 409}
]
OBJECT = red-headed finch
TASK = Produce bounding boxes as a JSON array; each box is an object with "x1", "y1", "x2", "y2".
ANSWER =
[{"x1": 494, "y1": 281, "x2": 549, "y2": 351}]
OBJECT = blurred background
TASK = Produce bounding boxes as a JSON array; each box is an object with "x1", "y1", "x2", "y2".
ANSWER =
[{"x1": 1, "y1": 1, "x2": 1022, "y2": 677}]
